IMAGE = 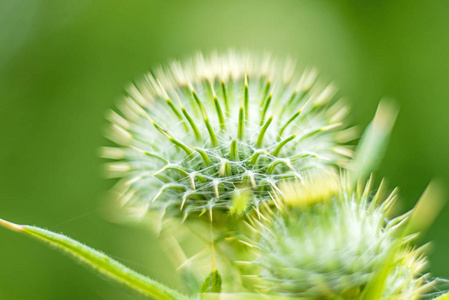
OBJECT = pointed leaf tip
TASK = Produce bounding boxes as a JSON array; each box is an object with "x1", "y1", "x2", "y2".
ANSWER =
[
  {"x1": 351, "y1": 99, "x2": 399, "y2": 185},
  {"x1": 201, "y1": 270, "x2": 222, "y2": 293},
  {"x1": 406, "y1": 179, "x2": 447, "y2": 236},
  {"x1": 0, "y1": 218, "x2": 23, "y2": 232}
]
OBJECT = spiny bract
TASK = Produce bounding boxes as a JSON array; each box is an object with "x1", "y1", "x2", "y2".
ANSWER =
[
  {"x1": 250, "y1": 173, "x2": 431, "y2": 299},
  {"x1": 102, "y1": 52, "x2": 354, "y2": 220}
]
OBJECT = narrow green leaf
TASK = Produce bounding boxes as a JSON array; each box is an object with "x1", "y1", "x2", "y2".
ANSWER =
[
  {"x1": 201, "y1": 270, "x2": 222, "y2": 293},
  {"x1": 0, "y1": 218, "x2": 188, "y2": 300},
  {"x1": 350, "y1": 99, "x2": 398, "y2": 186},
  {"x1": 404, "y1": 179, "x2": 446, "y2": 236},
  {"x1": 359, "y1": 239, "x2": 400, "y2": 300}
]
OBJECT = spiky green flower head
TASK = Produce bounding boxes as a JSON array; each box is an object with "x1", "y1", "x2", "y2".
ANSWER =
[
  {"x1": 102, "y1": 51, "x2": 354, "y2": 221},
  {"x1": 249, "y1": 171, "x2": 431, "y2": 299}
]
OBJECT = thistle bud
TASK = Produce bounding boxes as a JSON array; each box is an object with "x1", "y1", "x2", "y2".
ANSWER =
[
  {"x1": 103, "y1": 51, "x2": 352, "y2": 221},
  {"x1": 250, "y1": 174, "x2": 431, "y2": 299}
]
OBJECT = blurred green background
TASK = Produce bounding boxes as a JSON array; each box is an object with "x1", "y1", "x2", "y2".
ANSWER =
[{"x1": 1, "y1": 0, "x2": 448, "y2": 299}]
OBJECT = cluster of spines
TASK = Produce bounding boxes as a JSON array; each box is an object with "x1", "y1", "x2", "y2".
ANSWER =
[
  {"x1": 103, "y1": 52, "x2": 355, "y2": 220},
  {"x1": 237, "y1": 174, "x2": 432, "y2": 299}
]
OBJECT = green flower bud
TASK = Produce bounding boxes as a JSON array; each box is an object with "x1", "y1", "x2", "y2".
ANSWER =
[
  {"x1": 249, "y1": 173, "x2": 431, "y2": 299},
  {"x1": 102, "y1": 51, "x2": 353, "y2": 221}
]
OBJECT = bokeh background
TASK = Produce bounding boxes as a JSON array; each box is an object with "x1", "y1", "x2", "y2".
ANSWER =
[{"x1": 1, "y1": 0, "x2": 448, "y2": 299}]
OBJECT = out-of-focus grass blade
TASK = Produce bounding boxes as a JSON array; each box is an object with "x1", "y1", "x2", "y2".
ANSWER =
[
  {"x1": 350, "y1": 99, "x2": 398, "y2": 186},
  {"x1": 359, "y1": 237, "x2": 401, "y2": 300},
  {"x1": 404, "y1": 179, "x2": 446, "y2": 236},
  {"x1": 0, "y1": 218, "x2": 188, "y2": 300}
]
